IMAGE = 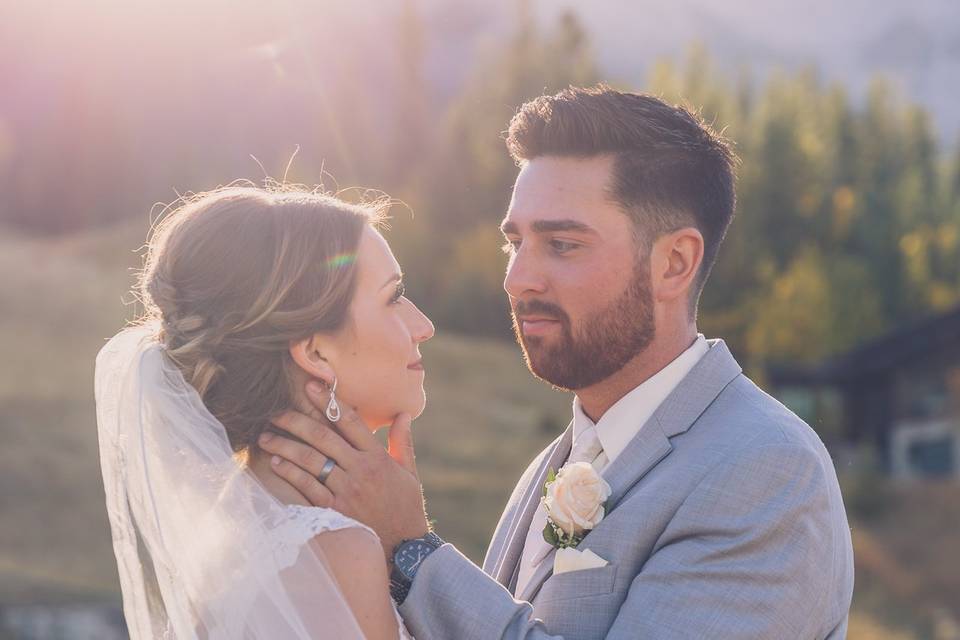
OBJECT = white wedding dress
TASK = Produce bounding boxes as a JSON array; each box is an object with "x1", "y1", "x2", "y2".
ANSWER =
[{"x1": 95, "y1": 325, "x2": 413, "y2": 639}]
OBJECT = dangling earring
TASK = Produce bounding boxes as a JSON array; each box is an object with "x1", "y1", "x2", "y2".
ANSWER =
[{"x1": 325, "y1": 377, "x2": 341, "y2": 423}]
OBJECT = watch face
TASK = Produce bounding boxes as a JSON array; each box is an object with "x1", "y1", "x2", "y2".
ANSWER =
[{"x1": 395, "y1": 540, "x2": 434, "y2": 579}]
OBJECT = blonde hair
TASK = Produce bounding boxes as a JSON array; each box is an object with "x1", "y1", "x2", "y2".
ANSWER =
[{"x1": 138, "y1": 185, "x2": 383, "y2": 452}]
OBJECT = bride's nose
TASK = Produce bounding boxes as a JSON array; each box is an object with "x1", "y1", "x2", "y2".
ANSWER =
[{"x1": 408, "y1": 303, "x2": 435, "y2": 343}]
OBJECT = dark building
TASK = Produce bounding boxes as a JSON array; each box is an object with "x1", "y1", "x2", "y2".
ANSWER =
[{"x1": 769, "y1": 305, "x2": 960, "y2": 479}]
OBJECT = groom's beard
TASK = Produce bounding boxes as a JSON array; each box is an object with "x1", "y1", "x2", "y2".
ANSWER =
[{"x1": 511, "y1": 259, "x2": 655, "y2": 391}]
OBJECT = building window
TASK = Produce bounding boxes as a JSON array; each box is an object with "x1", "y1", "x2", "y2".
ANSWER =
[{"x1": 907, "y1": 436, "x2": 955, "y2": 477}]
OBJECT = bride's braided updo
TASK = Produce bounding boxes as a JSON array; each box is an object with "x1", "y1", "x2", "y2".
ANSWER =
[{"x1": 138, "y1": 185, "x2": 383, "y2": 452}]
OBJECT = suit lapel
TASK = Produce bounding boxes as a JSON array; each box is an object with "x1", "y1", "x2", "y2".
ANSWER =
[
  {"x1": 490, "y1": 424, "x2": 573, "y2": 589},
  {"x1": 516, "y1": 543, "x2": 558, "y2": 602},
  {"x1": 517, "y1": 340, "x2": 743, "y2": 602},
  {"x1": 603, "y1": 339, "x2": 742, "y2": 510}
]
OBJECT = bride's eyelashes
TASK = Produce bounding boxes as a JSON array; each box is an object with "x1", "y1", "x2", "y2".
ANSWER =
[{"x1": 389, "y1": 282, "x2": 406, "y2": 305}]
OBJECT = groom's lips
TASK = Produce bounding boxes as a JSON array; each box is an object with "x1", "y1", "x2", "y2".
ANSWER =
[
  {"x1": 407, "y1": 358, "x2": 424, "y2": 371},
  {"x1": 518, "y1": 316, "x2": 560, "y2": 337}
]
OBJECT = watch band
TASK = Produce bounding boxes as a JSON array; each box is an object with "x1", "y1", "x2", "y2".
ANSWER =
[{"x1": 389, "y1": 573, "x2": 412, "y2": 606}]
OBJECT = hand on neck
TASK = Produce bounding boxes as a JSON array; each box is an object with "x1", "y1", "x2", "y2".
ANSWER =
[{"x1": 246, "y1": 447, "x2": 312, "y2": 507}]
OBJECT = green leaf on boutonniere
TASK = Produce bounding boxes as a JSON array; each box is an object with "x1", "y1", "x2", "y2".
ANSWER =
[
  {"x1": 567, "y1": 533, "x2": 584, "y2": 549},
  {"x1": 542, "y1": 522, "x2": 559, "y2": 546},
  {"x1": 542, "y1": 467, "x2": 557, "y2": 497}
]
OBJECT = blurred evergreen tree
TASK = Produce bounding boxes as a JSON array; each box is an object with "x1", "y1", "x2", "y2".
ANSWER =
[
  {"x1": 648, "y1": 50, "x2": 957, "y2": 366},
  {"x1": 951, "y1": 135, "x2": 960, "y2": 204},
  {"x1": 391, "y1": 0, "x2": 431, "y2": 187}
]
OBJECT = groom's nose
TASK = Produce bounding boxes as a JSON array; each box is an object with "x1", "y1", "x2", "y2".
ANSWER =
[{"x1": 504, "y1": 248, "x2": 548, "y2": 298}]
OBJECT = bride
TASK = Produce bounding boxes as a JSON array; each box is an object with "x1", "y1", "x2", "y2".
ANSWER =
[{"x1": 94, "y1": 185, "x2": 434, "y2": 638}]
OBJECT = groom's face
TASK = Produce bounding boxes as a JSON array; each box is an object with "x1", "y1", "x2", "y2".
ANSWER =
[{"x1": 501, "y1": 155, "x2": 656, "y2": 391}]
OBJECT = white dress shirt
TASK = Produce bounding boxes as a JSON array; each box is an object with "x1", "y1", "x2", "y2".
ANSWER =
[
  {"x1": 572, "y1": 334, "x2": 710, "y2": 469},
  {"x1": 514, "y1": 334, "x2": 710, "y2": 596}
]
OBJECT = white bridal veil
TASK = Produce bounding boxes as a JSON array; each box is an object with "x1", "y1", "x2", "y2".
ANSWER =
[{"x1": 94, "y1": 324, "x2": 367, "y2": 639}]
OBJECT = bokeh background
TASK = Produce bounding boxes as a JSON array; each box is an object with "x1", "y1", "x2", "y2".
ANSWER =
[{"x1": 2, "y1": 0, "x2": 959, "y2": 638}]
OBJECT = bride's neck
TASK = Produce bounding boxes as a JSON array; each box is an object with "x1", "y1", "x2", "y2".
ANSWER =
[{"x1": 244, "y1": 448, "x2": 311, "y2": 507}]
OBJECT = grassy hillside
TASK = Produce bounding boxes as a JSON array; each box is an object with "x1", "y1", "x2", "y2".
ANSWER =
[
  {"x1": 0, "y1": 223, "x2": 146, "y2": 604},
  {"x1": 1, "y1": 223, "x2": 955, "y2": 638}
]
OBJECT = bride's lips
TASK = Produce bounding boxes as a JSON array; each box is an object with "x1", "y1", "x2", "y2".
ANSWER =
[
  {"x1": 407, "y1": 358, "x2": 424, "y2": 371},
  {"x1": 518, "y1": 316, "x2": 560, "y2": 337}
]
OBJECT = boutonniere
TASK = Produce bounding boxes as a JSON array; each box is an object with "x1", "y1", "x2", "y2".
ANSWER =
[{"x1": 541, "y1": 461, "x2": 612, "y2": 549}]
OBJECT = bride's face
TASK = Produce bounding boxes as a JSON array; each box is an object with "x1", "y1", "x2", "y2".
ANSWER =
[{"x1": 301, "y1": 227, "x2": 434, "y2": 430}]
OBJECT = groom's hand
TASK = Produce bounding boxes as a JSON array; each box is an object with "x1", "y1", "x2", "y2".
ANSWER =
[{"x1": 259, "y1": 380, "x2": 430, "y2": 558}]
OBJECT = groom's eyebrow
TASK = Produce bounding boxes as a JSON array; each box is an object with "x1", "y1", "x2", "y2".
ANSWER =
[
  {"x1": 500, "y1": 219, "x2": 596, "y2": 235},
  {"x1": 532, "y1": 219, "x2": 596, "y2": 234}
]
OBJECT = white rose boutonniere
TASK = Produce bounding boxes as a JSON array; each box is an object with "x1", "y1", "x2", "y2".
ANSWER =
[{"x1": 541, "y1": 461, "x2": 612, "y2": 549}]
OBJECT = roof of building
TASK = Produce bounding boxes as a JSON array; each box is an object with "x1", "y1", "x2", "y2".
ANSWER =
[{"x1": 769, "y1": 304, "x2": 960, "y2": 386}]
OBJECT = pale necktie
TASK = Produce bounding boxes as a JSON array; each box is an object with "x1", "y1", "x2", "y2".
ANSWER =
[{"x1": 514, "y1": 425, "x2": 606, "y2": 596}]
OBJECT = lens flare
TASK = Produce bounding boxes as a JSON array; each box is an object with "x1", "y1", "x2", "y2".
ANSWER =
[{"x1": 326, "y1": 252, "x2": 356, "y2": 269}]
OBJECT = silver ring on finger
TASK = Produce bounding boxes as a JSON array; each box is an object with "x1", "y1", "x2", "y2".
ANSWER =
[{"x1": 316, "y1": 457, "x2": 337, "y2": 485}]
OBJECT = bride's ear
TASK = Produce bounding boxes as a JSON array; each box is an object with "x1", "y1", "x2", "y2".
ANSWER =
[{"x1": 288, "y1": 334, "x2": 337, "y2": 387}]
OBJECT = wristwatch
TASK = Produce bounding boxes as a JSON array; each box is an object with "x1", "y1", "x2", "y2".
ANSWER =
[{"x1": 389, "y1": 531, "x2": 445, "y2": 605}]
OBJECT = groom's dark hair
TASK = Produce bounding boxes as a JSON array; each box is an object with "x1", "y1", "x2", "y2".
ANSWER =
[{"x1": 506, "y1": 85, "x2": 737, "y2": 306}]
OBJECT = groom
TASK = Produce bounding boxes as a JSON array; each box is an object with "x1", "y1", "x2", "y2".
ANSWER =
[{"x1": 264, "y1": 86, "x2": 854, "y2": 638}]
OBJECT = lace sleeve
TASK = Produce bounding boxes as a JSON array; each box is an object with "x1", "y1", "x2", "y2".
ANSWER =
[
  {"x1": 274, "y1": 505, "x2": 415, "y2": 639},
  {"x1": 270, "y1": 505, "x2": 377, "y2": 572}
]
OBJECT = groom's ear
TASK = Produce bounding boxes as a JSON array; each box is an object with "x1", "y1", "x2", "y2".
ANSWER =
[
  {"x1": 288, "y1": 334, "x2": 337, "y2": 386},
  {"x1": 651, "y1": 226, "x2": 704, "y2": 303}
]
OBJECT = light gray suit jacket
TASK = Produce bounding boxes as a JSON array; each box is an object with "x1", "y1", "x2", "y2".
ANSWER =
[{"x1": 399, "y1": 340, "x2": 854, "y2": 639}]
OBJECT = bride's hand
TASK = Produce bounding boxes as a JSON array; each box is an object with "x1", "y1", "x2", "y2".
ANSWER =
[{"x1": 259, "y1": 380, "x2": 431, "y2": 558}]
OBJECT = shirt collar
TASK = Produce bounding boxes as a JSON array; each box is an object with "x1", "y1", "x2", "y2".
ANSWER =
[{"x1": 572, "y1": 334, "x2": 710, "y2": 465}]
